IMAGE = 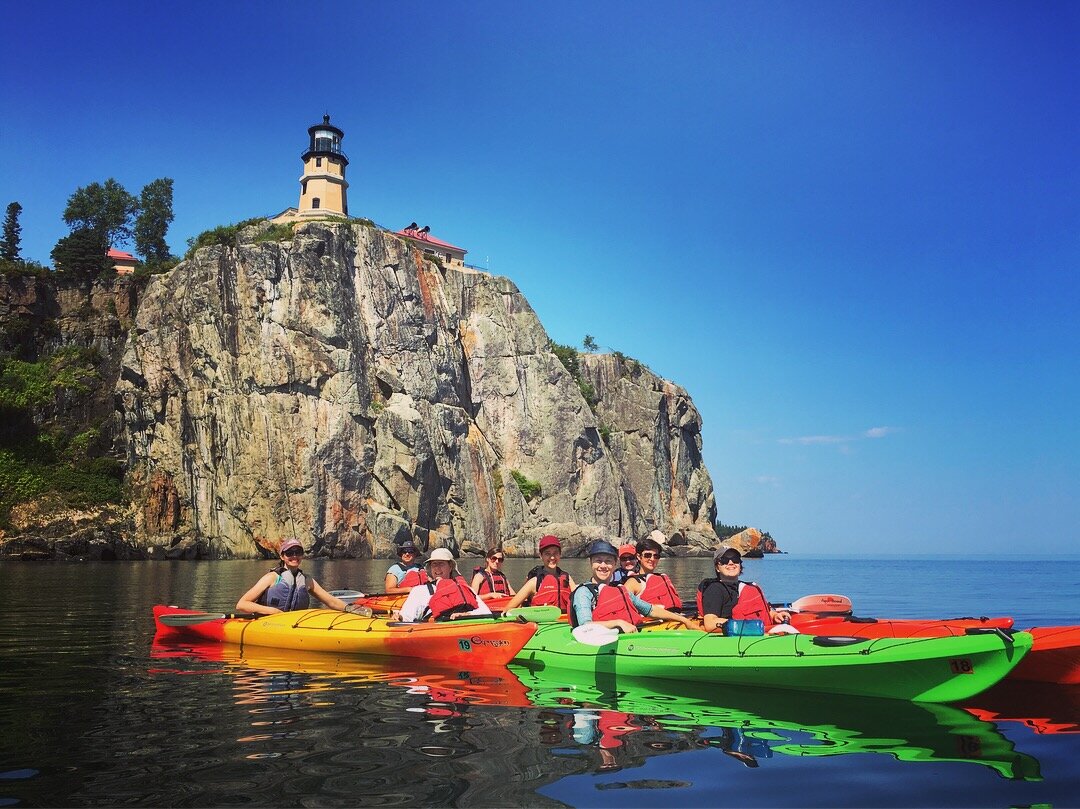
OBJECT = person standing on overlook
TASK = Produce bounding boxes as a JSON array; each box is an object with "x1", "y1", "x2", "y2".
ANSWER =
[{"x1": 237, "y1": 538, "x2": 364, "y2": 615}]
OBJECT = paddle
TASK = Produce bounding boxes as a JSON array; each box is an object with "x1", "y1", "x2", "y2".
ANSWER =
[
  {"x1": 158, "y1": 611, "x2": 258, "y2": 626},
  {"x1": 788, "y1": 593, "x2": 853, "y2": 615}
]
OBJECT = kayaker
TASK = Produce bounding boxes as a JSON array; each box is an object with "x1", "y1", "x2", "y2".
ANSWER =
[
  {"x1": 570, "y1": 540, "x2": 694, "y2": 633},
  {"x1": 236, "y1": 538, "x2": 364, "y2": 616},
  {"x1": 396, "y1": 548, "x2": 493, "y2": 622},
  {"x1": 502, "y1": 535, "x2": 578, "y2": 614},
  {"x1": 623, "y1": 536, "x2": 682, "y2": 610},
  {"x1": 611, "y1": 542, "x2": 640, "y2": 585},
  {"x1": 697, "y1": 548, "x2": 794, "y2": 633},
  {"x1": 470, "y1": 547, "x2": 517, "y2": 602},
  {"x1": 383, "y1": 540, "x2": 430, "y2": 595}
]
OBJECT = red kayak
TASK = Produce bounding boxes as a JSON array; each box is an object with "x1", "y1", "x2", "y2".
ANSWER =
[{"x1": 790, "y1": 612, "x2": 1080, "y2": 684}]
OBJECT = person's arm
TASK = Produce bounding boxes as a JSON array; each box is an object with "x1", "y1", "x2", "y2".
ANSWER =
[
  {"x1": 623, "y1": 576, "x2": 644, "y2": 596},
  {"x1": 236, "y1": 572, "x2": 280, "y2": 615},
  {"x1": 567, "y1": 574, "x2": 578, "y2": 590},
  {"x1": 700, "y1": 584, "x2": 733, "y2": 632},
  {"x1": 628, "y1": 590, "x2": 694, "y2": 628},
  {"x1": 383, "y1": 566, "x2": 413, "y2": 595},
  {"x1": 502, "y1": 579, "x2": 535, "y2": 611}
]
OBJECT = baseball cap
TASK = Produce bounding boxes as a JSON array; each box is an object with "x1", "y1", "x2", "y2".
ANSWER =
[
  {"x1": 398, "y1": 541, "x2": 420, "y2": 555},
  {"x1": 279, "y1": 538, "x2": 303, "y2": 554},
  {"x1": 714, "y1": 548, "x2": 743, "y2": 565},
  {"x1": 586, "y1": 540, "x2": 619, "y2": 558},
  {"x1": 538, "y1": 535, "x2": 562, "y2": 552},
  {"x1": 618, "y1": 543, "x2": 637, "y2": 558}
]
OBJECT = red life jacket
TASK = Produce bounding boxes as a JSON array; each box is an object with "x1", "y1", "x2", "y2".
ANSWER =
[
  {"x1": 637, "y1": 573, "x2": 681, "y2": 610},
  {"x1": 472, "y1": 566, "x2": 511, "y2": 595},
  {"x1": 696, "y1": 578, "x2": 774, "y2": 629},
  {"x1": 572, "y1": 582, "x2": 641, "y2": 627},
  {"x1": 530, "y1": 568, "x2": 571, "y2": 611},
  {"x1": 399, "y1": 565, "x2": 430, "y2": 588},
  {"x1": 731, "y1": 581, "x2": 775, "y2": 629},
  {"x1": 425, "y1": 574, "x2": 480, "y2": 621}
]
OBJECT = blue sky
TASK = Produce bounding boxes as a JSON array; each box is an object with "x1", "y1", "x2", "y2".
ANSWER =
[{"x1": 2, "y1": 2, "x2": 1077, "y2": 555}]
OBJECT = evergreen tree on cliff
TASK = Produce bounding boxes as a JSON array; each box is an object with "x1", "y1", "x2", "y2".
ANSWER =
[
  {"x1": 134, "y1": 178, "x2": 175, "y2": 265},
  {"x1": 1, "y1": 202, "x2": 22, "y2": 261},
  {"x1": 51, "y1": 228, "x2": 108, "y2": 282}
]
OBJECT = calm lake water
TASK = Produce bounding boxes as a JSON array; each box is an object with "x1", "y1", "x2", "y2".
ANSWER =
[{"x1": 1, "y1": 555, "x2": 1078, "y2": 808}]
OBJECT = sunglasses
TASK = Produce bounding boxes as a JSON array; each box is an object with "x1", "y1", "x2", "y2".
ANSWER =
[
  {"x1": 717, "y1": 558, "x2": 741, "y2": 565},
  {"x1": 283, "y1": 549, "x2": 303, "y2": 558},
  {"x1": 639, "y1": 551, "x2": 659, "y2": 559},
  {"x1": 619, "y1": 555, "x2": 637, "y2": 561},
  {"x1": 490, "y1": 555, "x2": 505, "y2": 562},
  {"x1": 400, "y1": 550, "x2": 416, "y2": 556}
]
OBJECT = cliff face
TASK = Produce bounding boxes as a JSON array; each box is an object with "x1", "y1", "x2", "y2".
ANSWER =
[{"x1": 116, "y1": 220, "x2": 720, "y2": 558}]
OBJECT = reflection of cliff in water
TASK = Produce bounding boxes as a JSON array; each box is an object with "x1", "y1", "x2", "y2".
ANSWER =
[{"x1": 510, "y1": 663, "x2": 1042, "y2": 782}]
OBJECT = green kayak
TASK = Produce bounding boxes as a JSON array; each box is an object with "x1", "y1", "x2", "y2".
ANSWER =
[{"x1": 514, "y1": 623, "x2": 1032, "y2": 702}]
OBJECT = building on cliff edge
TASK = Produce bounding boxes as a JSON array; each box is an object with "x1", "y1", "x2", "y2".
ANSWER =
[{"x1": 272, "y1": 114, "x2": 350, "y2": 223}]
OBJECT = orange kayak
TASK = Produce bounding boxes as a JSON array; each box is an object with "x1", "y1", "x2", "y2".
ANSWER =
[
  {"x1": 152, "y1": 605, "x2": 536, "y2": 666},
  {"x1": 791, "y1": 612, "x2": 1080, "y2": 684}
]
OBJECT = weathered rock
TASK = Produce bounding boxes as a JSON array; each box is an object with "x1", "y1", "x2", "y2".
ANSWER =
[
  {"x1": 114, "y1": 220, "x2": 723, "y2": 558},
  {"x1": 720, "y1": 527, "x2": 780, "y2": 556}
]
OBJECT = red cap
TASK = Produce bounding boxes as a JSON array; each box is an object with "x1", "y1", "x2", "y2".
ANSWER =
[
  {"x1": 618, "y1": 543, "x2": 637, "y2": 558},
  {"x1": 538, "y1": 535, "x2": 561, "y2": 552}
]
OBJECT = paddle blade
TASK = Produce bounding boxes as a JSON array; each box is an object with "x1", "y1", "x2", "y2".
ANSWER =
[
  {"x1": 791, "y1": 593, "x2": 853, "y2": 615},
  {"x1": 158, "y1": 611, "x2": 256, "y2": 627},
  {"x1": 503, "y1": 605, "x2": 563, "y2": 623}
]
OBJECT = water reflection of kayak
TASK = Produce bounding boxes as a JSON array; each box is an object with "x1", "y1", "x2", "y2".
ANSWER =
[
  {"x1": 964, "y1": 679, "x2": 1080, "y2": 735},
  {"x1": 510, "y1": 664, "x2": 1042, "y2": 781}
]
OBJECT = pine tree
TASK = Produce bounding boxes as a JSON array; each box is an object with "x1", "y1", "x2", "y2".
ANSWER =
[
  {"x1": 134, "y1": 178, "x2": 174, "y2": 264},
  {"x1": 1, "y1": 202, "x2": 22, "y2": 261}
]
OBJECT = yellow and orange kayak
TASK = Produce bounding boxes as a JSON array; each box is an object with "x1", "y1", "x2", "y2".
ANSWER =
[{"x1": 152, "y1": 605, "x2": 537, "y2": 666}]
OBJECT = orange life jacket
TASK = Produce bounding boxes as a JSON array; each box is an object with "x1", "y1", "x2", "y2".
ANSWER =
[
  {"x1": 571, "y1": 582, "x2": 641, "y2": 627},
  {"x1": 425, "y1": 575, "x2": 480, "y2": 621},
  {"x1": 399, "y1": 566, "x2": 430, "y2": 588},
  {"x1": 636, "y1": 572, "x2": 681, "y2": 610},
  {"x1": 472, "y1": 566, "x2": 511, "y2": 595},
  {"x1": 696, "y1": 579, "x2": 774, "y2": 629},
  {"x1": 530, "y1": 567, "x2": 571, "y2": 611}
]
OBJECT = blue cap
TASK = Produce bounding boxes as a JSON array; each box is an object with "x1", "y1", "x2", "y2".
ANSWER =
[{"x1": 586, "y1": 540, "x2": 619, "y2": 558}]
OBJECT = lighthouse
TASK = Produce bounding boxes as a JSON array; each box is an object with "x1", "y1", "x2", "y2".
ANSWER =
[{"x1": 293, "y1": 114, "x2": 349, "y2": 219}]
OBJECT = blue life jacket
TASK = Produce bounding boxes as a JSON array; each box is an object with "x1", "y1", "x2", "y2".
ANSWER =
[{"x1": 259, "y1": 567, "x2": 311, "y2": 611}]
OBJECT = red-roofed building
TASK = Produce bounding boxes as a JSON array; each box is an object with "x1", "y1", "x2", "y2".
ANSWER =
[
  {"x1": 108, "y1": 248, "x2": 138, "y2": 275},
  {"x1": 396, "y1": 224, "x2": 467, "y2": 265}
]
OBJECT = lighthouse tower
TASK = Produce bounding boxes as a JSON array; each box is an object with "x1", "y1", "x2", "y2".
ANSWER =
[{"x1": 295, "y1": 114, "x2": 349, "y2": 218}]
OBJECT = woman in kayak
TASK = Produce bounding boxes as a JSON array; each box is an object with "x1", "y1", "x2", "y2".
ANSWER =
[
  {"x1": 502, "y1": 535, "x2": 578, "y2": 614},
  {"x1": 623, "y1": 536, "x2": 682, "y2": 610},
  {"x1": 698, "y1": 548, "x2": 794, "y2": 633},
  {"x1": 611, "y1": 543, "x2": 640, "y2": 585},
  {"x1": 237, "y1": 538, "x2": 362, "y2": 615},
  {"x1": 383, "y1": 540, "x2": 429, "y2": 595},
  {"x1": 396, "y1": 548, "x2": 493, "y2": 622},
  {"x1": 470, "y1": 547, "x2": 517, "y2": 602},
  {"x1": 571, "y1": 540, "x2": 694, "y2": 633}
]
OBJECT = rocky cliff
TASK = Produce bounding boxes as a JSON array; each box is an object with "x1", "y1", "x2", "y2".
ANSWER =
[{"x1": 114, "y1": 219, "x2": 720, "y2": 559}]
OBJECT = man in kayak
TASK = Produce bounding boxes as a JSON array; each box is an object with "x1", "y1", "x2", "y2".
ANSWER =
[
  {"x1": 237, "y1": 538, "x2": 364, "y2": 615},
  {"x1": 397, "y1": 548, "x2": 493, "y2": 622},
  {"x1": 623, "y1": 536, "x2": 682, "y2": 610},
  {"x1": 470, "y1": 547, "x2": 517, "y2": 602},
  {"x1": 571, "y1": 540, "x2": 694, "y2": 634},
  {"x1": 698, "y1": 548, "x2": 795, "y2": 634},
  {"x1": 502, "y1": 535, "x2": 578, "y2": 614},
  {"x1": 383, "y1": 540, "x2": 430, "y2": 595}
]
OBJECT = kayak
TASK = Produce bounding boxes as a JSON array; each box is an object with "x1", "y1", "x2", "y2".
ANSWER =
[
  {"x1": 791, "y1": 612, "x2": 1079, "y2": 684},
  {"x1": 152, "y1": 605, "x2": 537, "y2": 666},
  {"x1": 510, "y1": 664, "x2": 1041, "y2": 781},
  {"x1": 513, "y1": 622, "x2": 1032, "y2": 702}
]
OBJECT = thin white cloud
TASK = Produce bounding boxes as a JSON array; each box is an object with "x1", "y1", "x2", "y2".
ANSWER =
[
  {"x1": 779, "y1": 427, "x2": 896, "y2": 447},
  {"x1": 754, "y1": 475, "x2": 780, "y2": 486}
]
